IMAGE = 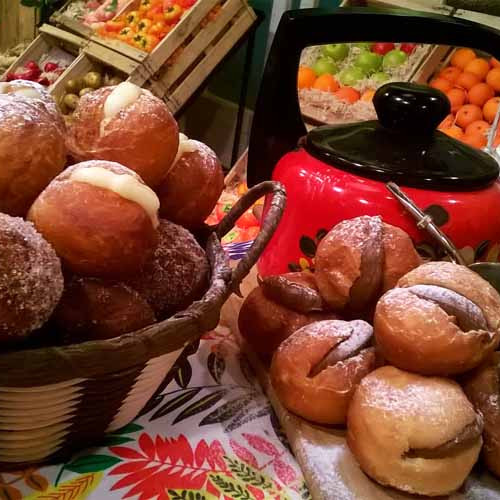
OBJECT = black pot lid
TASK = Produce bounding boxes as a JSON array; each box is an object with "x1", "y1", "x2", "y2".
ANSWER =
[{"x1": 305, "y1": 82, "x2": 499, "y2": 191}]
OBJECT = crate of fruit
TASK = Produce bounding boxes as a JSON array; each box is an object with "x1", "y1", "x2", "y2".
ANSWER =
[
  {"x1": 298, "y1": 41, "x2": 434, "y2": 126},
  {"x1": 146, "y1": 0, "x2": 256, "y2": 114},
  {"x1": 51, "y1": 41, "x2": 150, "y2": 116},
  {"x1": 1, "y1": 24, "x2": 88, "y2": 89}
]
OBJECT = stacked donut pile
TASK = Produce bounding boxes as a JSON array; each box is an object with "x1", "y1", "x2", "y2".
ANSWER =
[
  {"x1": 0, "y1": 79, "x2": 225, "y2": 347},
  {"x1": 239, "y1": 215, "x2": 500, "y2": 497}
]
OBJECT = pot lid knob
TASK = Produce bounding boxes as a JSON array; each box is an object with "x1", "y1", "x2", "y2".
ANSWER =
[{"x1": 374, "y1": 82, "x2": 451, "y2": 134}]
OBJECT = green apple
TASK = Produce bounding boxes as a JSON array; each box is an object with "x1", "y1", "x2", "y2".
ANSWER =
[
  {"x1": 354, "y1": 51, "x2": 382, "y2": 74},
  {"x1": 382, "y1": 49, "x2": 408, "y2": 70},
  {"x1": 354, "y1": 42, "x2": 371, "y2": 51},
  {"x1": 372, "y1": 71, "x2": 390, "y2": 83},
  {"x1": 339, "y1": 66, "x2": 365, "y2": 86},
  {"x1": 313, "y1": 57, "x2": 339, "y2": 76},
  {"x1": 322, "y1": 43, "x2": 349, "y2": 61}
]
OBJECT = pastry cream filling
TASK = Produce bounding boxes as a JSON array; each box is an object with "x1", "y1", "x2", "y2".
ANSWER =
[
  {"x1": 103, "y1": 82, "x2": 141, "y2": 120},
  {"x1": 172, "y1": 132, "x2": 198, "y2": 166},
  {"x1": 70, "y1": 167, "x2": 160, "y2": 227}
]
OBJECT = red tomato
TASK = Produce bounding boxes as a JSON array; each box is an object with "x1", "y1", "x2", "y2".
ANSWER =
[
  {"x1": 146, "y1": 4, "x2": 163, "y2": 19},
  {"x1": 216, "y1": 202, "x2": 232, "y2": 220},
  {"x1": 236, "y1": 210, "x2": 259, "y2": 229},
  {"x1": 205, "y1": 214, "x2": 219, "y2": 226},
  {"x1": 245, "y1": 226, "x2": 260, "y2": 241},
  {"x1": 371, "y1": 42, "x2": 395, "y2": 55},
  {"x1": 222, "y1": 229, "x2": 243, "y2": 245},
  {"x1": 178, "y1": 0, "x2": 196, "y2": 7}
]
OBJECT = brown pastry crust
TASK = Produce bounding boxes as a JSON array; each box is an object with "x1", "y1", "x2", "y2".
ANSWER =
[
  {"x1": 27, "y1": 160, "x2": 158, "y2": 279},
  {"x1": 375, "y1": 262, "x2": 500, "y2": 375},
  {"x1": 271, "y1": 320, "x2": 376, "y2": 424},
  {"x1": 347, "y1": 366, "x2": 483, "y2": 497},
  {"x1": 54, "y1": 276, "x2": 156, "y2": 342},
  {"x1": 463, "y1": 352, "x2": 500, "y2": 478}
]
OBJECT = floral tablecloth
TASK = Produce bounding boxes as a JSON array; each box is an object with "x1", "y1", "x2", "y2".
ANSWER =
[{"x1": 5, "y1": 324, "x2": 309, "y2": 500}]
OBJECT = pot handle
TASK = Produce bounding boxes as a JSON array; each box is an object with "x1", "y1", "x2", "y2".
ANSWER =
[
  {"x1": 247, "y1": 6, "x2": 500, "y2": 187},
  {"x1": 215, "y1": 181, "x2": 286, "y2": 292}
]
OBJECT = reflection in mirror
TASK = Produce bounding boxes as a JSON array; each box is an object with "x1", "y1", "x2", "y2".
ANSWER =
[{"x1": 298, "y1": 42, "x2": 500, "y2": 152}]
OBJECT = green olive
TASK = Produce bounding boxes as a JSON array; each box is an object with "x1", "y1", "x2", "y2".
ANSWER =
[
  {"x1": 63, "y1": 93, "x2": 79, "y2": 110},
  {"x1": 79, "y1": 87, "x2": 94, "y2": 97},
  {"x1": 83, "y1": 71, "x2": 103, "y2": 89}
]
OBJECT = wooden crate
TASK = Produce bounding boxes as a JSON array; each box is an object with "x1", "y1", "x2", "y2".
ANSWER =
[
  {"x1": 1, "y1": 24, "x2": 87, "y2": 81},
  {"x1": 0, "y1": 1, "x2": 37, "y2": 52},
  {"x1": 147, "y1": 0, "x2": 256, "y2": 115},
  {"x1": 340, "y1": 0, "x2": 453, "y2": 14}
]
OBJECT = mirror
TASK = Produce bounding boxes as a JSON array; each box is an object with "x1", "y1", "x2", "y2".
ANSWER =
[{"x1": 298, "y1": 42, "x2": 500, "y2": 151}]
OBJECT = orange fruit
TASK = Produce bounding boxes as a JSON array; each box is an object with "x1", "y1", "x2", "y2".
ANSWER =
[
  {"x1": 298, "y1": 66, "x2": 317, "y2": 89},
  {"x1": 483, "y1": 96, "x2": 500, "y2": 123},
  {"x1": 334, "y1": 86, "x2": 360, "y2": 103},
  {"x1": 438, "y1": 66, "x2": 462, "y2": 83},
  {"x1": 491, "y1": 57, "x2": 500, "y2": 68},
  {"x1": 441, "y1": 125, "x2": 464, "y2": 140},
  {"x1": 451, "y1": 48, "x2": 476, "y2": 69},
  {"x1": 360, "y1": 89, "x2": 376, "y2": 102},
  {"x1": 430, "y1": 77, "x2": 453, "y2": 93},
  {"x1": 455, "y1": 104, "x2": 483, "y2": 128},
  {"x1": 439, "y1": 113, "x2": 455, "y2": 130},
  {"x1": 467, "y1": 82, "x2": 495, "y2": 107},
  {"x1": 446, "y1": 87, "x2": 467, "y2": 112},
  {"x1": 465, "y1": 120, "x2": 490, "y2": 136},
  {"x1": 455, "y1": 71, "x2": 481, "y2": 90},
  {"x1": 486, "y1": 68, "x2": 500, "y2": 91},
  {"x1": 312, "y1": 74, "x2": 339, "y2": 93},
  {"x1": 464, "y1": 58, "x2": 490, "y2": 80},
  {"x1": 461, "y1": 133, "x2": 487, "y2": 149}
]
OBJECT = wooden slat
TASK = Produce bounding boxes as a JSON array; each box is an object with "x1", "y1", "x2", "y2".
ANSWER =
[
  {"x1": 341, "y1": 0, "x2": 453, "y2": 13},
  {"x1": 453, "y1": 8, "x2": 500, "y2": 31},
  {"x1": 167, "y1": 8, "x2": 256, "y2": 114},
  {"x1": 39, "y1": 24, "x2": 88, "y2": 49},
  {"x1": 0, "y1": 1, "x2": 36, "y2": 51},
  {"x1": 411, "y1": 44, "x2": 452, "y2": 83}
]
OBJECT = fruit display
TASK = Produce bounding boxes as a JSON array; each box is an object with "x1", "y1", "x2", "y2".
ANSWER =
[
  {"x1": 0, "y1": 43, "x2": 27, "y2": 76},
  {"x1": 60, "y1": 0, "x2": 131, "y2": 28},
  {"x1": 238, "y1": 215, "x2": 500, "y2": 495},
  {"x1": 434, "y1": 48, "x2": 500, "y2": 149},
  {"x1": 298, "y1": 41, "x2": 427, "y2": 124},
  {"x1": 95, "y1": 0, "x2": 197, "y2": 53},
  {"x1": 58, "y1": 68, "x2": 124, "y2": 115}
]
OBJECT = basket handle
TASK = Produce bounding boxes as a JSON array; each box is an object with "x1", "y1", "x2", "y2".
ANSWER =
[{"x1": 215, "y1": 181, "x2": 286, "y2": 293}]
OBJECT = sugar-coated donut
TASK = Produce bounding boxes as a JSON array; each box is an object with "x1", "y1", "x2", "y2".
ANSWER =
[
  {"x1": 66, "y1": 83, "x2": 179, "y2": 188},
  {"x1": 28, "y1": 160, "x2": 159, "y2": 279},
  {"x1": 347, "y1": 366, "x2": 483, "y2": 496},
  {"x1": 127, "y1": 219, "x2": 209, "y2": 320},
  {"x1": 238, "y1": 273, "x2": 338, "y2": 363},
  {"x1": 0, "y1": 213, "x2": 63, "y2": 341},
  {"x1": 463, "y1": 352, "x2": 500, "y2": 478},
  {"x1": 271, "y1": 320, "x2": 376, "y2": 424},
  {"x1": 156, "y1": 135, "x2": 224, "y2": 229},
  {"x1": 54, "y1": 276, "x2": 156, "y2": 342},
  {"x1": 374, "y1": 262, "x2": 500, "y2": 375},
  {"x1": 0, "y1": 94, "x2": 66, "y2": 216},
  {"x1": 315, "y1": 216, "x2": 421, "y2": 315}
]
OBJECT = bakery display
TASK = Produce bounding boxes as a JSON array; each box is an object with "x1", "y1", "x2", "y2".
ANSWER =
[
  {"x1": 157, "y1": 134, "x2": 225, "y2": 229},
  {"x1": 0, "y1": 213, "x2": 63, "y2": 342},
  {"x1": 127, "y1": 219, "x2": 209, "y2": 320},
  {"x1": 28, "y1": 160, "x2": 160, "y2": 279},
  {"x1": 0, "y1": 93, "x2": 67, "y2": 216},
  {"x1": 375, "y1": 261, "x2": 500, "y2": 375},
  {"x1": 66, "y1": 82, "x2": 179, "y2": 187},
  {"x1": 239, "y1": 272, "x2": 338, "y2": 362},
  {"x1": 315, "y1": 216, "x2": 421, "y2": 315},
  {"x1": 270, "y1": 320, "x2": 376, "y2": 424},
  {"x1": 54, "y1": 276, "x2": 156, "y2": 342},
  {"x1": 463, "y1": 352, "x2": 500, "y2": 478},
  {"x1": 347, "y1": 366, "x2": 483, "y2": 497}
]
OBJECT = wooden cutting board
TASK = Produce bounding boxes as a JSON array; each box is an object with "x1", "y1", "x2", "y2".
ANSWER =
[{"x1": 220, "y1": 269, "x2": 500, "y2": 500}]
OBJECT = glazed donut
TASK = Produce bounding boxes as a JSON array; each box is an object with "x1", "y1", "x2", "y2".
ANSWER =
[
  {"x1": 463, "y1": 352, "x2": 500, "y2": 478},
  {"x1": 66, "y1": 83, "x2": 179, "y2": 188},
  {"x1": 54, "y1": 276, "x2": 156, "y2": 342},
  {"x1": 315, "y1": 216, "x2": 421, "y2": 315},
  {"x1": 0, "y1": 213, "x2": 63, "y2": 342},
  {"x1": 347, "y1": 366, "x2": 483, "y2": 497},
  {"x1": 157, "y1": 135, "x2": 225, "y2": 229},
  {"x1": 0, "y1": 94, "x2": 66, "y2": 216},
  {"x1": 238, "y1": 272, "x2": 338, "y2": 362},
  {"x1": 374, "y1": 262, "x2": 500, "y2": 375},
  {"x1": 28, "y1": 160, "x2": 159, "y2": 279},
  {"x1": 270, "y1": 320, "x2": 376, "y2": 424},
  {"x1": 127, "y1": 219, "x2": 209, "y2": 320}
]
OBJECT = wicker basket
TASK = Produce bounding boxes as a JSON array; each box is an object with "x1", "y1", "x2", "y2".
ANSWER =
[{"x1": 0, "y1": 180, "x2": 286, "y2": 469}]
